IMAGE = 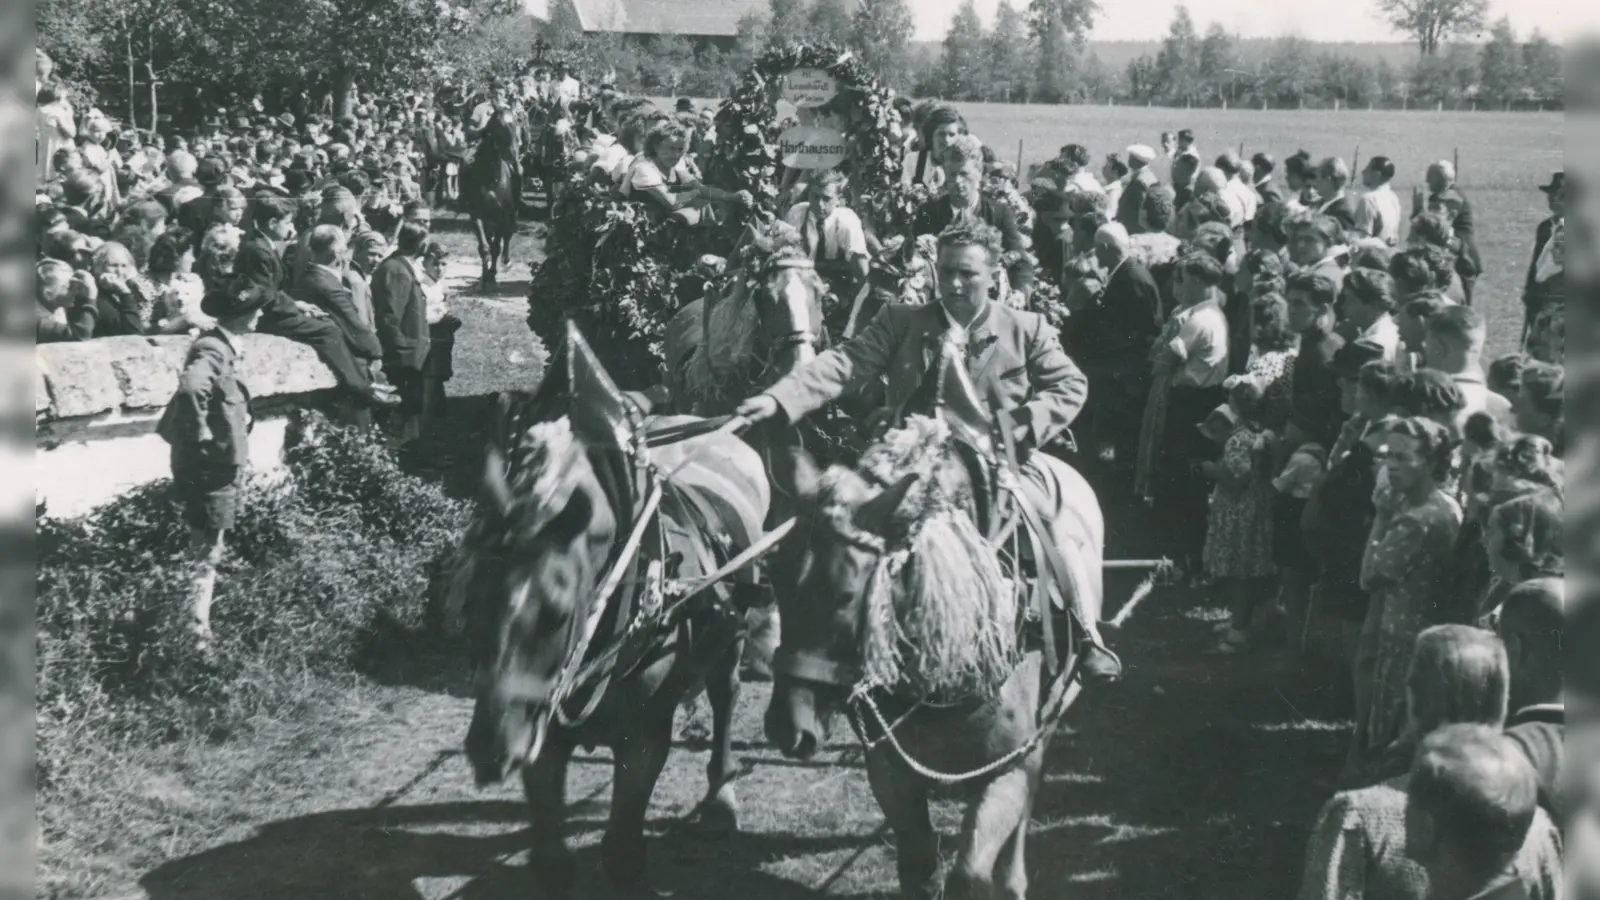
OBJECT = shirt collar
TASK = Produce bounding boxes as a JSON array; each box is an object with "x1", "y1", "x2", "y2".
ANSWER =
[
  {"x1": 215, "y1": 324, "x2": 242, "y2": 355},
  {"x1": 1510, "y1": 702, "x2": 1564, "y2": 726}
]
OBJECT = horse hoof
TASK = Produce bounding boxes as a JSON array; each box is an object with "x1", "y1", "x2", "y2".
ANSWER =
[{"x1": 692, "y1": 787, "x2": 740, "y2": 834}]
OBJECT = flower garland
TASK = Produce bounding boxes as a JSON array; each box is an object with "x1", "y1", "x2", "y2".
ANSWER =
[{"x1": 705, "y1": 42, "x2": 906, "y2": 230}]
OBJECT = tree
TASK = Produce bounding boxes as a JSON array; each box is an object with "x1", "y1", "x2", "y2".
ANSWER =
[
  {"x1": 986, "y1": 0, "x2": 1034, "y2": 102},
  {"x1": 1521, "y1": 30, "x2": 1562, "y2": 105},
  {"x1": 1152, "y1": 7, "x2": 1200, "y2": 104},
  {"x1": 1124, "y1": 54, "x2": 1159, "y2": 104},
  {"x1": 766, "y1": 0, "x2": 810, "y2": 48},
  {"x1": 853, "y1": 0, "x2": 915, "y2": 87},
  {"x1": 806, "y1": 0, "x2": 853, "y2": 48},
  {"x1": 730, "y1": 11, "x2": 768, "y2": 71},
  {"x1": 1196, "y1": 24, "x2": 1235, "y2": 104},
  {"x1": 1476, "y1": 17, "x2": 1524, "y2": 107},
  {"x1": 938, "y1": 0, "x2": 988, "y2": 99},
  {"x1": 1374, "y1": 0, "x2": 1488, "y2": 56},
  {"x1": 1260, "y1": 36, "x2": 1314, "y2": 106},
  {"x1": 1374, "y1": 57, "x2": 1400, "y2": 104},
  {"x1": 1026, "y1": 0, "x2": 1096, "y2": 103}
]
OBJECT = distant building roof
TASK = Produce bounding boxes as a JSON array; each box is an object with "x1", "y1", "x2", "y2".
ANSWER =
[{"x1": 565, "y1": 0, "x2": 766, "y2": 37}]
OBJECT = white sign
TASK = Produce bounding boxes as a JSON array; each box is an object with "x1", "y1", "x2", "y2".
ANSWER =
[
  {"x1": 782, "y1": 68, "x2": 839, "y2": 108},
  {"x1": 779, "y1": 126, "x2": 847, "y2": 170}
]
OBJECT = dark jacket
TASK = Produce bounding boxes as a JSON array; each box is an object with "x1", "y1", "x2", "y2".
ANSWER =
[
  {"x1": 1506, "y1": 705, "x2": 1565, "y2": 822},
  {"x1": 1316, "y1": 192, "x2": 1361, "y2": 233},
  {"x1": 36, "y1": 301, "x2": 97, "y2": 342},
  {"x1": 92, "y1": 283, "x2": 153, "y2": 337},
  {"x1": 1301, "y1": 433, "x2": 1375, "y2": 621},
  {"x1": 295, "y1": 263, "x2": 382, "y2": 360},
  {"x1": 157, "y1": 330, "x2": 253, "y2": 470},
  {"x1": 236, "y1": 232, "x2": 287, "y2": 293},
  {"x1": 1076, "y1": 258, "x2": 1162, "y2": 361},
  {"x1": 1254, "y1": 178, "x2": 1284, "y2": 208},
  {"x1": 1523, "y1": 216, "x2": 1561, "y2": 311},
  {"x1": 1426, "y1": 186, "x2": 1482, "y2": 278},
  {"x1": 1290, "y1": 323, "x2": 1345, "y2": 447},
  {"x1": 1116, "y1": 167, "x2": 1157, "y2": 233},
  {"x1": 765, "y1": 301, "x2": 1087, "y2": 451},
  {"x1": 370, "y1": 253, "x2": 430, "y2": 371},
  {"x1": 913, "y1": 195, "x2": 1034, "y2": 294}
]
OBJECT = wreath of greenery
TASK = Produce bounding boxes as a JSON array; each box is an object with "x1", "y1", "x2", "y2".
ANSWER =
[{"x1": 705, "y1": 42, "x2": 918, "y2": 234}]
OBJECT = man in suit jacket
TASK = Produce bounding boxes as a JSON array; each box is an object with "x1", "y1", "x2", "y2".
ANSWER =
[
  {"x1": 1422, "y1": 159, "x2": 1483, "y2": 305},
  {"x1": 1312, "y1": 156, "x2": 1361, "y2": 233},
  {"x1": 156, "y1": 284, "x2": 275, "y2": 648},
  {"x1": 294, "y1": 225, "x2": 383, "y2": 363},
  {"x1": 235, "y1": 195, "x2": 396, "y2": 408},
  {"x1": 912, "y1": 147, "x2": 1034, "y2": 297},
  {"x1": 1251, "y1": 152, "x2": 1284, "y2": 207},
  {"x1": 1522, "y1": 172, "x2": 1564, "y2": 342},
  {"x1": 1075, "y1": 222, "x2": 1162, "y2": 463},
  {"x1": 1116, "y1": 144, "x2": 1159, "y2": 233},
  {"x1": 372, "y1": 221, "x2": 433, "y2": 440},
  {"x1": 736, "y1": 222, "x2": 1120, "y2": 684}
]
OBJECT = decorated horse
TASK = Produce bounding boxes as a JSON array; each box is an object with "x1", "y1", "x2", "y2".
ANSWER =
[
  {"x1": 762, "y1": 341, "x2": 1110, "y2": 900},
  {"x1": 460, "y1": 94, "x2": 523, "y2": 287},
  {"x1": 457, "y1": 324, "x2": 788, "y2": 898}
]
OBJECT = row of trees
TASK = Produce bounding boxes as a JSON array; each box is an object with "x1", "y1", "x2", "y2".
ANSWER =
[{"x1": 931, "y1": 4, "x2": 1562, "y2": 109}]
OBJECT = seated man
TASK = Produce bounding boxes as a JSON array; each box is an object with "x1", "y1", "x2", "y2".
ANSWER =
[
  {"x1": 736, "y1": 223, "x2": 1119, "y2": 683},
  {"x1": 783, "y1": 170, "x2": 870, "y2": 303}
]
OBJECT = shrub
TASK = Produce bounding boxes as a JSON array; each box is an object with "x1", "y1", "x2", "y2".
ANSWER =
[{"x1": 35, "y1": 413, "x2": 470, "y2": 786}]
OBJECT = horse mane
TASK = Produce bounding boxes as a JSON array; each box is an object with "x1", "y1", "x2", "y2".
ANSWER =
[{"x1": 819, "y1": 416, "x2": 1017, "y2": 700}]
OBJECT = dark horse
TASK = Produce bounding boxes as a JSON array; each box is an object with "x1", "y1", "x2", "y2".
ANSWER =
[
  {"x1": 461, "y1": 103, "x2": 521, "y2": 288},
  {"x1": 459, "y1": 324, "x2": 775, "y2": 899}
]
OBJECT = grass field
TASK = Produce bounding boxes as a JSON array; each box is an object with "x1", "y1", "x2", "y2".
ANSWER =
[{"x1": 44, "y1": 107, "x2": 1562, "y2": 899}]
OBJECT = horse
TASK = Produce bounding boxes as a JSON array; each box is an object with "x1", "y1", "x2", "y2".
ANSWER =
[
  {"x1": 763, "y1": 390, "x2": 1106, "y2": 899},
  {"x1": 460, "y1": 107, "x2": 522, "y2": 288},
  {"x1": 459, "y1": 324, "x2": 775, "y2": 899}
]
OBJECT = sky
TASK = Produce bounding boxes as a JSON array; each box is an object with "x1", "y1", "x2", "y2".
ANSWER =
[{"x1": 906, "y1": 0, "x2": 1599, "y2": 43}]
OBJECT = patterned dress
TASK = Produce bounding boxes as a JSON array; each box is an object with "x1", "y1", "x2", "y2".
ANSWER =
[
  {"x1": 1203, "y1": 426, "x2": 1276, "y2": 579},
  {"x1": 1344, "y1": 489, "x2": 1462, "y2": 783},
  {"x1": 1297, "y1": 775, "x2": 1563, "y2": 900}
]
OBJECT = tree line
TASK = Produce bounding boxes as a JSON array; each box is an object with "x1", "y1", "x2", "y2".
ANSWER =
[
  {"x1": 930, "y1": 4, "x2": 1562, "y2": 109},
  {"x1": 37, "y1": 0, "x2": 1563, "y2": 129}
]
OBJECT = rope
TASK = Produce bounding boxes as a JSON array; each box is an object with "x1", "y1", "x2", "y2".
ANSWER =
[{"x1": 849, "y1": 645, "x2": 1083, "y2": 786}]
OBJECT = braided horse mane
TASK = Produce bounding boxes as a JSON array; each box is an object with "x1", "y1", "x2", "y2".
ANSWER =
[
  {"x1": 681, "y1": 219, "x2": 828, "y2": 412},
  {"x1": 817, "y1": 416, "x2": 1018, "y2": 700}
]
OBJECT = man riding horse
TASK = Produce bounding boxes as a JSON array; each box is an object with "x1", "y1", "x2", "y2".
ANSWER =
[{"x1": 736, "y1": 222, "x2": 1122, "y2": 684}]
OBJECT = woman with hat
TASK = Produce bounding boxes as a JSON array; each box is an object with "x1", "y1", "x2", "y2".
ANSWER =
[{"x1": 155, "y1": 282, "x2": 277, "y2": 650}]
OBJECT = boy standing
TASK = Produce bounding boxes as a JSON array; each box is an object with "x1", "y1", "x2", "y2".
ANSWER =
[{"x1": 157, "y1": 285, "x2": 275, "y2": 649}]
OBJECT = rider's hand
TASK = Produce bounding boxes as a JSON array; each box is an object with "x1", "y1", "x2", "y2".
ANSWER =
[
  {"x1": 295, "y1": 301, "x2": 327, "y2": 318},
  {"x1": 735, "y1": 394, "x2": 780, "y2": 424}
]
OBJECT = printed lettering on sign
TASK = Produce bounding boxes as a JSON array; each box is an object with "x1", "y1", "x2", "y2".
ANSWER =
[
  {"x1": 778, "y1": 126, "x2": 847, "y2": 170},
  {"x1": 782, "y1": 68, "x2": 839, "y2": 108}
]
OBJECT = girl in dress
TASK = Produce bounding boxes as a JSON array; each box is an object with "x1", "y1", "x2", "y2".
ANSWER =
[{"x1": 1202, "y1": 378, "x2": 1278, "y2": 652}]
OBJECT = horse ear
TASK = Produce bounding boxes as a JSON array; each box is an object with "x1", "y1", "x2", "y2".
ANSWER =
[{"x1": 854, "y1": 472, "x2": 920, "y2": 532}]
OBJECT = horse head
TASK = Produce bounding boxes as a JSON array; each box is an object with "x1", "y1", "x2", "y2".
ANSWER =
[
  {"x1": 463, "y1": 326, "x2": 635, "y2": 785},
  {"x1": 755, "y1": 255, "x2": 828, "y2": 374},
  {"x1": 765, "y1": 416, "x2": 1011, "y2": 760}
]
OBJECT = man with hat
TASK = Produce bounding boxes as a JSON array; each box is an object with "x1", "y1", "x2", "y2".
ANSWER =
[
  {"x1": 1522, "y1": 171, "x2": 1564, "y2": 344},
  {"x1": 1250, "y1": 152, "x2": 1283, "y2": 207},
  {"x1": 1116, "y1": 144, "x2": 1159, "y2": 233},
  {"x1": 1418, "y1": 159, "x2": 1482, "y2": 305},
  {"x1": 156, "y1": 282, "x2": 277, "y2": 649},
  {"x1": 1175, "y1": 128, "x2": 1199, "y2": 165},
  {"x1": 1355, "y1": 155, "x2": 1403, "y2": 247},
  {"x1": 177, "y1": 156, "x2": 229, "y2": 246}
]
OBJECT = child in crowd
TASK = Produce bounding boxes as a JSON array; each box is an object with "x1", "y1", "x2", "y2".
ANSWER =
[
  {"x1": 1272, "y1": 436, "x2": 1326, "y2": 651},
  {"x1": 1488, "y1": 352, "x2": 1531, "y2": 403},
  {"x1": 1201, "y1": 379, "x2": 1278, "y2": 653},
  {"x1": 156, "y1": 284, "x2": 275, "y2": 650}
]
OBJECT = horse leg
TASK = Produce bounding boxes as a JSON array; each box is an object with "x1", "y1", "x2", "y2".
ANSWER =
[
  {"x1": 695, "y1": 635, "x2": 742, "y2": 832},
  {"x1": 522, "y1": 739, "x2": 576, "y2": 900},
  {"x1": 601, "y1": 711, "x2": 674, "y2": 894},
  {"x1": 499, "y1": 215, "x2": 514, "y2": 268},
  {"x1": 471, "y1": 216, "x2": 492, "y2": 287},
  {"x1": 866, "y1": 747, "x2": 940, "y2": 900},
  {"x1": 992, "y1": 746, "x2": 1046, "y2": 900},
  {"x1": 945, "y1": 765, "x2": 1035, "y2": 900}
]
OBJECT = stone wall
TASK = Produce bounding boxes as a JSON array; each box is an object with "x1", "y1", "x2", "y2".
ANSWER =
[{"x1": 36, "y1": 334, "x2": 339, "y2": 519}]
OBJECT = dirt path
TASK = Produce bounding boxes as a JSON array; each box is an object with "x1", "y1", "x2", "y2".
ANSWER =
[{"x1": 96, "y1": 219, "x2": 1351, "y2": 899}]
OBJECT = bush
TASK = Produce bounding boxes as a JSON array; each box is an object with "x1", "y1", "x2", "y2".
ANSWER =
[{"x1": 35, "y1": 412, "x2": 470, "y2": 786}]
